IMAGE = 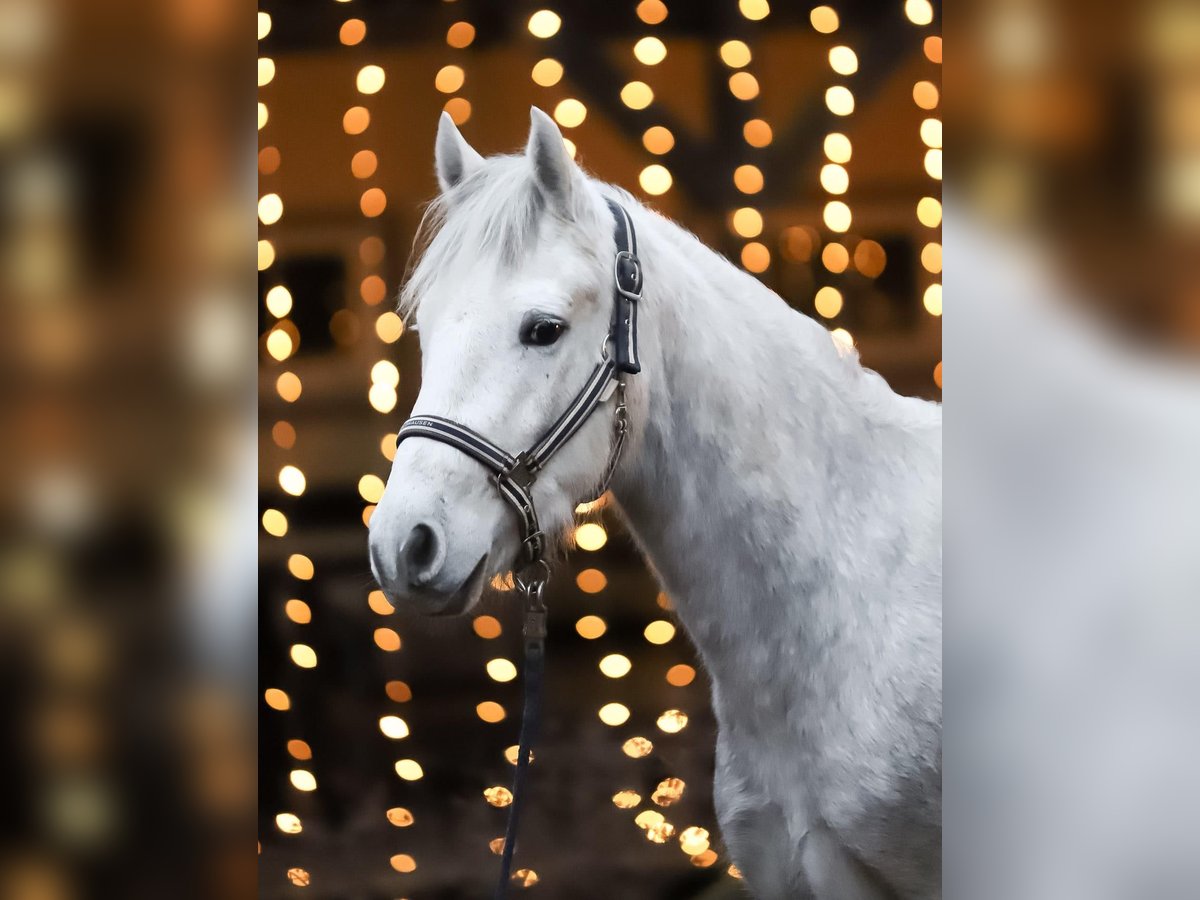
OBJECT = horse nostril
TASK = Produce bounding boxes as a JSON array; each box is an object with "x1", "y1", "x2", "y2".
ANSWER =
[{"x1": 404, "y1": 522, "x2": 445, "y2": 587}]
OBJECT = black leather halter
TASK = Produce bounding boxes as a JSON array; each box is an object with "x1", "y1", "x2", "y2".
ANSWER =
[{"x1": 394, "y1": 198, "x2": 642, "y2": 897}]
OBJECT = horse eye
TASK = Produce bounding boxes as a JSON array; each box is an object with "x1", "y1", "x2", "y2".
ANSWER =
[{"x1": 520, "y1": 317, "x2": 566, "y2": 347}]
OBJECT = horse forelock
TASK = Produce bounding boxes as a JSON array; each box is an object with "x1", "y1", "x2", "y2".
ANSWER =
[{"x1": 398, "y1": 155, "x2": 551, "y2": 322}]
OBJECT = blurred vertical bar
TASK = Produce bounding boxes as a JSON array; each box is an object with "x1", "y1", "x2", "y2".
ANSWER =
[{"x1": 0, "y1": 0, "x2": 255, "y2": 898}]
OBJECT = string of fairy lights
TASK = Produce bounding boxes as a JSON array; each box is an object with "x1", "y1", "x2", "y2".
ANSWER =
[
  {"x1": 726, "y1": 0, "x2": 771, "y2": 283},
  {"x1": 258, "y1": 8, "x2": 327, "y2": 890},
  {"x1": 905, "y1": 0, "x2": 944, "y2": 390},
  {"x1": 334, "y1": 0, "x2": 433, "y2": 886}
]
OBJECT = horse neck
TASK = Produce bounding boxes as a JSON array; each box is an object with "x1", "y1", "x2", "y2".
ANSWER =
[{"x1": 609, "y1": 204, "x2": 887, "y2": 666}]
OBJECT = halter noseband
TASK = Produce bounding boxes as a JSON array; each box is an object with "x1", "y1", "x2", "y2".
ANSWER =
[
  {"x1": 393, "y1": 198, "x2": 642, "y2": 898},
  {"x1": 395, "y1": 198, "x2": 641, "y2": 575}
]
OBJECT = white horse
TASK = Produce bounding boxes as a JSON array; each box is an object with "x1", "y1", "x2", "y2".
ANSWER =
[{"x1": 368, "y1": 108, "x2": 942, "y2": 899}]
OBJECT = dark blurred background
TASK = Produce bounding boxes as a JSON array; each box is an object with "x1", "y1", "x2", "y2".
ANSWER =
[{"x1": 257, "y1": 1, "x2": 940, "y2": 898}]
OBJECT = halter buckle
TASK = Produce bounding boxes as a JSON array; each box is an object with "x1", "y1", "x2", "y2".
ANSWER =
[
  {"x1": 614, "y1": 250, "x2": 642, "y2": 301},
  {"x1": 501, "y1": 452, "x2": 537, "y2": 490}
]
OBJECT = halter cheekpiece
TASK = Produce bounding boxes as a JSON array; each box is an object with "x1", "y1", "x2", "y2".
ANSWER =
[{"x1": 394, "y1": 198, "x2": 642, "y2": 897}]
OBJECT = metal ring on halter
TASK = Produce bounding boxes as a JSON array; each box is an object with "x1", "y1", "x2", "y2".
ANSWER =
[{"x1": 515, "y1": 558, "x2": 551, "y2": 596}]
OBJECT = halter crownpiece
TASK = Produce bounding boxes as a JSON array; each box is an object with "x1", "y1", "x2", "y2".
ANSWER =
[{"x1": 393, "y1": 198, "x2": 642, "y2": 898}]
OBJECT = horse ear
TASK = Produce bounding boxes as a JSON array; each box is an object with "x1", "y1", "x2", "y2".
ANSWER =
[
  {"x1": 434, "y1": 111, "x2": 483, "y2": 193},
  {"x1": 526, "y1": 106, "x2": 580, "y2": 216}
]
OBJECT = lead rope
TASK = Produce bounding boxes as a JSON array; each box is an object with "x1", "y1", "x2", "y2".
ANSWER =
[{"x1": 494, "y1": 566, "x2": 547, "y2": 898}]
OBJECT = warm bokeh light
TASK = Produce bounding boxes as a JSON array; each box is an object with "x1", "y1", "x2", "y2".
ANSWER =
[
  {"x1": 741, "y1": 242, "x2": 770, "y2": 273},
  {"x1": 527, "y1": 9, "x2": 562, "y2": 38},
  {"x1": 620, "y1": 81, "x2": 654, "y2": 110},
  {"x1": 285, "y1": 599, "x2": 311, "y2": 624},
  {"x1": 575, "y1": 522, "x2": 608, "y2": 550},
  {"x1": 531, "y1": 58, "x2": 563, "y2": 87},
  {"x1": 666, "y1": 664, "x2": 696, "y2": 686},
  {"x1": 905, "y1": 0, "x2": 935, "y2": 26},
  {"x1": 576, "y1": 568, "x2": 607, "y2": 593},
  {"x1": 921, "y1": 241, "x2": 943, "y2": 273},
  {"x1": 831, "y1": 327, "x2": 855, "y2": 352},
  {"x1": 360, "y1": 187, "x2": 387, "y2": 217},
  {"x1": 444, "y1": 96, "x2": 471, "y2": 125},
  {"x1": 368, "y1": 590, "x2": 394, "y2": 616},
  {"x1": 923, "y1": 283, "x2": 943, "y2": 316},
  {"x1": 633, "y1": 37, "x2": 667, "y2": 65},
  {"x1": 290, "y1": 644, "x2": 317, "y2": 668},
  {"x1": 613, "y1": 789, "x2": 642, "y2": 809},
  {"x1": 719, "y1": 40, "x2": 751, "y2": 68},
  {"x1": 258, "y1": 11, "x2": 271, "y2": 40},
  {"x1": 351, "y1": 149, "x2": 378, "y2": 179},
  {"x1": 272, "y1": 420, "x2": 297, "y2": 448},
  {"x1": 446, "y1": 21, "x2": 476, "y2": 48},
  {"x1": 486, "y1": 658, "x2": 518, "y2": 682},
  {"x1": 924, "y1": 148, "x2": 943, "y2": 180},
  {"x1": 829, "y1": 45, "x2": 858, "y2": 75},
  {"x1": 824, "y1": 132, "x2": 852, "y2": 163},
  {"x1": 375, "y1": 311, "x2": 404, "y2": 343},
  {"x1": 924, "y1": 36, "x2": 942, "y2": 64},
  {"x1": 340, "y1": 18, "x2": 366, "y2": 46},
  {"x1": 825, "y1": 85, "x2": 855, "y2": 115},
  {"x1": 823, "y1": 200, "x2": 852, "y2": 232},
  {"x1": 598, "y1": 702, "x2": 631, "y2": 726},
  {"x1": 638, "y1": 164, "x2": 673, "y2": 195},
  {"x1": 357, "y1": 473, "x2": 385, "y2": 503},
  {"x1": 368, "y1": 383, "x2": 397, "y2": 414},
  {"x1": 739, "y1": 0, "x2": 770, "y2": 21},
  {"x1": 288, "y1": 554, "x2": 314, "y2": 580},
  {"x1": 258, "y1": 146, "x2": 281, "y2": 174},
  {"x1": 279, "y1": 465, "x2": 306, "y2": 497},
  {"x1": 920, "y1": 117, "x2": 942, "y2": 148},
  {"x1": 575, "y1": 615, "x2": 606, "y2": 639},
  {"x1": 434, "y1": 64, "x2": 465, "y2": 94},
  {"x1": 290, "y1": 770, "x2": 317, "y2": 792},
  {"x1": 733, "y1": 164, "x2": 763, "y2": 194},
  {"x1": 473, "y1": 615, "x2": 502, "y2": 639},
  {"x1": 820, "y1": 163, "x2": 849, "y2": 194},
  {"x1": 258, "y1": 192, "x2": 283, "y2": 225},
  {"x1": 917, "y1": 196, "x2": 942, "y2": 227},
  {"x1": 642, "y1": 125, "x2": 674, "y2": 155},
  {"x1": 343, "y1": 106, "x2": 370, "y2": 135},
  {"x1": 276, "y1": 372, "x2": 302, "y2": 403},
  {"x1": 743, "y1": 118, "x2": 772, "y2": 147},
  {"x1": 265, "y1": 328, "x2": 293, "y2": 361},
  {"x1": 636, "y1": 0, "x2": 668, "y2": 25},
  {"x1": 258, "y1": 57, "x2": 276, "y2": 88},
  {"x1": 395, "y1": 759, "x2": 424, "y2": 781},
  {"x1": 810, "y1": 5, "x2": 839, "y2": 33},
  {"x1": 822, "y1": 242, "x2": 849, "y2": 273},
  {"x1": 728, "y1": 71, "x2": 760, "y2": 100},
  {"x1": 913, "y1": 80, "x2": 939, "y2": 109},
  {"x1": 854, "y1": 239, "x2": 887, "y2": 277},
  {"x1": 816, "y1": 289, "x2": 844, "y2": 321},
  {"x1": 258, "y1": 102, "x2": 268, "y2": 130},
  {"x1": 379, "y1": 715, "x2": 410, "y2": 739},
  {"x1": 356, "y1": 64, "x2": 386, "y2": 94},
  {"x1": 645, "y1": 620, "x2": 676, "y2": 644},
  {"x1": 265, "y1": 285, "x2": 292, "y2": 318},
  {"x1": 390, "y1": 854, "x2": 417, "y2": 874},
  {"x1": 599, "y1": 654, "x2": 632, "y2": 678},
  {"x1": 386, "y1": 807, "x2": 414, "y2": 827},
  {"x1": 476, "y1": 701, "x2": 506, "y2": 723},
  {"x1": 731, "y1": 207, "x2": 764, "y2": 238},
  {"x1": 623, "y1": 737, "x2": 654, "y2": 758},
  {"x1": 933, "y1": 361, "x2": 942, "y2": 389},
  {"x1": 373, "y1": 628, "x2": 401, "y2": 652},
  {"x1": 258, "y1": 239, "x2": 275, "y2": 271},
  {"x1": 484, "y1": 786, "x2": 514, "y2": 808},
  {"x1": 370, "y1": 359, "x2": 399, "y2": 387},
  {"x1": 360, "y1": 274, "x2": 387, "y2": 305},
  {"x1": 657, "y1": 709, "x2": 689, "y2": 733},
  {"x1": 264, "y1": 688, "x2": 290, "y2": 711},
  {"x1": 287, "y1": 739, "x2": 312, "y2": 760},
  {"x1": 553, "y1": 98, "x2": 587, "y2": 128}
]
